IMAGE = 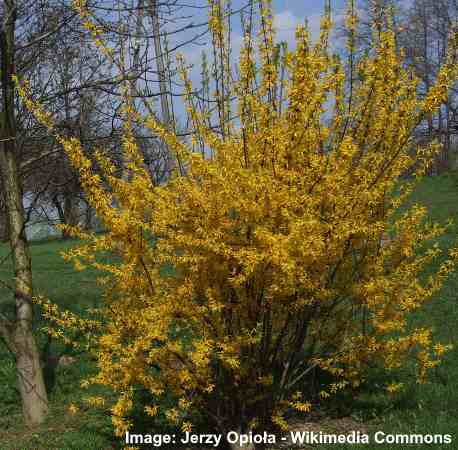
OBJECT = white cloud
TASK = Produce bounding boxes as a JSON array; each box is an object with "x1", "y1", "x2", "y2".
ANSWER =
[
  {"x1": 174, "y1": 8, "x2": 342, "y2": 120},
  {"x1": 274, "y1": 9, "x2": 345, "y2": 48},
  {"x1": 180, "y1": 9, "x2": 337, "y2": 74},
  {"x1": 274, "y1": 10, "x2": 323, "y2": 45},
  {"x1": 274, "y1": 10, "x2": 304, "y2": 44}
]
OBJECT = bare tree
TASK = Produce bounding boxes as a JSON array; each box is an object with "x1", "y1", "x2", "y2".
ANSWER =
[
  {"x1": 0, "y1": 0, "x2": 49, "y2": 426},
  {"x1": 0, "y1": 0, "x2": 248, "y2": 425},
  {"x1": 353, "y1": 0, "x2": 458, "y2": 174},
  {"x1": 401, "y1": 0, "x2": 458, "y2": 172}
]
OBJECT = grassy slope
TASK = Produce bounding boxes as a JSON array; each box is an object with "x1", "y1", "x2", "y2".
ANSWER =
[{"x1": 0, "y1": 173, "x2": 458, "y2": 449}]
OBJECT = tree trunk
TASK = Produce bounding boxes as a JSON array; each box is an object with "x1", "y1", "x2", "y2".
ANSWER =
[
  {"x1": 0, "y1": 0, "x2": 48, "y2": 426},
  {"x1": 84, "y1": 201, "x2": 93, "y2": 231},
  {"x1": 63, "y1": 192, "x2": 78, "y2": 238},
  {"x1": 149, "y1": 0, "x2": 174, "y2": 175},
  {"x1": 52, "y1": 192, "x2": 79, "y2": 239},
  {"x1": 149, "y1": 0, "x2": 171, "y2": 128}
]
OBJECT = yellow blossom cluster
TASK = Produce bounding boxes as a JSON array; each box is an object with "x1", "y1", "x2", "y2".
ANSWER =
[{"x1": 18, "y1": 0, "x2": 458, "y2": 439}]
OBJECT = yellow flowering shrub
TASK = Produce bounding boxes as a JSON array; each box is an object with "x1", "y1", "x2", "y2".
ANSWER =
[{"x1": 17, "y1": 0, "x2": 458, "y2": 441}]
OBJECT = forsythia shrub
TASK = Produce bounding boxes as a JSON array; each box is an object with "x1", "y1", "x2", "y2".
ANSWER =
[{"x1": 17, "y1": 0, "x2": 458, "y2": 446}]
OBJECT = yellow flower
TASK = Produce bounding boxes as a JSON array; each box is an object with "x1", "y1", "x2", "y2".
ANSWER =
[
  {"x1": 17, "y1": 0, "x2": 458, "y2": 437},
  {"x1": 386, "y1": 382, "x2": 404, "y2": 394},
  {"x1": 68, "y1": 403, "x2": 79, "y2": 414}
]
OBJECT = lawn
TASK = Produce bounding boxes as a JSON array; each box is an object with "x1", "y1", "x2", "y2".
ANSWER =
[
  {"x1": 0, "y1": 239, "x2": 115, "y2": 450},
  {"x1": 319, "y1": 173, "x2": 458, "y2": 450},
  {"x1": 1, "y1": 173, "x2": 458, "y2": 449}
]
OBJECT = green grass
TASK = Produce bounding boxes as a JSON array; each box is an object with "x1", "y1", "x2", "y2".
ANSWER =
[
  {"x1": 1, "y1": 174, "x2": 458, "y2": 449},
  {"x1": 0, "y1": 238, "x2": 116, "y2": 450},
  {"x1": 320, "y1": 173, "x2": 458, "y2": 449},
  {"x1": 0, "y1": 238, "x2": 102, "y2": 312}
]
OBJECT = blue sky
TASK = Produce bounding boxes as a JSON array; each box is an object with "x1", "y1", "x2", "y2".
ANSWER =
[
  {"x1": 181, "y1": 0, "x2": 348, "y2": 69},
  {"x1": 270, "y1": 0, "x2": 347, "y2": 46},
  {"x1": 171, "y1": 0, "x2": 349, "y2": 121},
  {"x1": 273, "y1": 0, "x2": 346, "y2": 16}
]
